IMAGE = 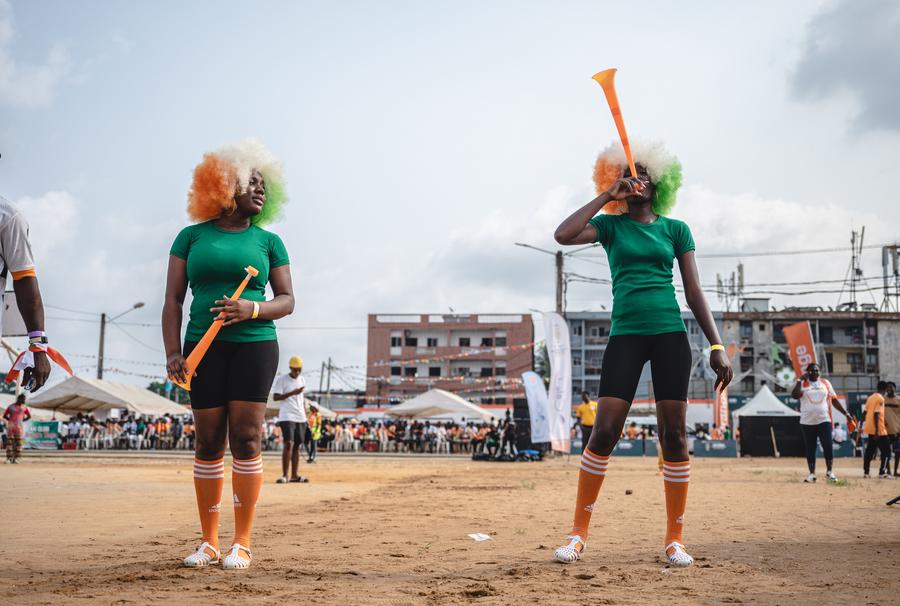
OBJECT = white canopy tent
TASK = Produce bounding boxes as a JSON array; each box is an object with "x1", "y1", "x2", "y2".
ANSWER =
[
  {"x1": 266, "y1": 394, "x2": 338, "y2": 421},
  {"x1": 732, "y1": 384, "x2": 800, "y2": 431},
  {"x1": 384, "y1": 389, "x2": 497, "y2": 421},
  {"x1": 26, "y1": 376, "x2": 190, "y2": 418}
]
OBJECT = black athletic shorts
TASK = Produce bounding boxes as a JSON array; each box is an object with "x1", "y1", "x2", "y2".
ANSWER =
[
  {"x1": 184, "y1": 340, "x2": 279, "y2": 409},
  {"x1": 892, "y1": 435, "x2": 900, "y2": 454},
  {"x1": 278, "y1": 421, "x2": 307, "y2": 445},
  {"x1": 598, "y1": 332, "x2": 692, "y2": 402}
]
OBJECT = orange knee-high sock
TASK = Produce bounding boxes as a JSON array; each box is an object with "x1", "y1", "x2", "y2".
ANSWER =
[
  {"x1": 662, "y1": 460, "x2": 690, "y2": 549},
  {"x1": 570, "y1": 449, "x2": 609, "y2": 541},
  {"x1": 193, "y1": 457, "x2": 225, "y2": 550},
  {"x1": 231, "y1": 455, "x2": 263, "y2": 549}
]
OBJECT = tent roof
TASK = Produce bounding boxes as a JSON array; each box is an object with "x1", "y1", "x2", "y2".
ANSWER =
[
  {"x1": 26, "y1": 376, "x2": 190, "y2": 417},
  {"x1": 733, "y1": 384, "x2": 800, "y2": 422},
  {"x1": 384, "y1": 389, "x2": 497, "y2": 421}
]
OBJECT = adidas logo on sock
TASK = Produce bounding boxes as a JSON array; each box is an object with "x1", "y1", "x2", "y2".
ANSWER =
[
  {"x1": 676, "y1": 515, "x2": 684, "y2": 524},
  {"x1": 233, "y1": 494, "x2": 242, "y2": 508},
  {"x1": 584, "y1": 503, "x2": 594, "y2": 512},
  {"x1": 208, "y1": 502, "x2": 220, "y2": 513}
]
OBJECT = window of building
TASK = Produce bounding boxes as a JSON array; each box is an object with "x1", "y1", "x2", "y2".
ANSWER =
[
  {"x1": 495, "y1": 336, "x2": 507, "y2": 347},
  {"x1": 758, "y1": 323, "x2": 766, "y2": 332},
  {"x1": 847, "y1": 352, "x2": 863, "y2": 374},
  {"x1": 426, "y1": 337, "x2": 438, "y2": 347},
  {"x1": 690, "y1": 322, "x2": 700, "y2": 335},
  {"x1": 819, "y1": 326, "x2": 833, "y2": 344},
  {"x1": 390, "y1": 366, "x2": 401, "y2": 376},
  {"x1": 825, "y1": 352, "x2": 833, "y2": 372},
  {"x1": 404, "y1": 367, "x2": 417, "y2": 377},
  {"x1": 390, "y1": 336, "x2": 402, "y2": 347},
  {"x1": 459, "y1": 337, "x2": 470, "y2": 347},
  {"x1": 589, "y1": 326, "x2": 606, "y2": 337},
  {"x1": 740, "y1": 322, "x2": 753, "y2": 339},
  {"x1": 495, "y1": 367, "x2": 506, "y2": 377},
  {"x1": 866, "y1": 351, "x2": 879, "y2": 374},
  {"x1": 481, "y1": 337, "x2": 494, "y2": 347},
  {"x1": 405, "y1": 337, "x2": 418, "y2": 347},
  {"x1": 573, "y1": 355, "x2": 582, "y2": 366},
  {"x1": 480, "y1": 367, "x2": 493, "y2": 377},
  {"x1": 573, "y1": 325, "x2": 583, "y2": 336},
  {"x1": 457, "y1": 367, "x2": 470, "y2": 377},
  {"x1": 428, "y1": 367, "x2": 441, "y2": 377}
]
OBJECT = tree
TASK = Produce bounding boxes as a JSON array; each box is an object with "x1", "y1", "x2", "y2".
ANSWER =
[{"x1": 147, "y1": 380, "x2": 190, "y2": 404}]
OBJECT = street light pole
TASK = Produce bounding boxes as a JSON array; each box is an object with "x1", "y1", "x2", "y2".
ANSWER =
[
  {"x1": 97, "y1": 302, "x2": 145, "y2": 379},
  {"x1": 97, "y1": 313, "x2": 107, "y2": 379}
]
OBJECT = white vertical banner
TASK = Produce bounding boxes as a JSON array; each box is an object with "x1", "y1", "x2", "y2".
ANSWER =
[
  {"x1": 522, "y1": 371, "x2": 551, "y2": 444},
  {"x1": 544, "y1": 312, "x2": 572, "y2": 453}
]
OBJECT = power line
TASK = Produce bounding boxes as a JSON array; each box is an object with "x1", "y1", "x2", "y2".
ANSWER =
[
  {"x1": 108, "y1": 321, "x2": 164, "y2": 354},
  {"x1": 696, "y1": 243, "x2": 891, "y2": 259}
]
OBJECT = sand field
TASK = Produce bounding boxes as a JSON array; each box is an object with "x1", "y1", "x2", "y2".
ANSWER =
[{"x1": 1, "y1": 453, "x2": 898, "y2": 605}]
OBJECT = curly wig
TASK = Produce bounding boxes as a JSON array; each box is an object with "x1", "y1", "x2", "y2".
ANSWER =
[
  {"x1": 592, "y1": 140, "x2": 682, "y2": 215},
  {"x1": 187, "y1": 138, "x2": 287, "y2": 225}
]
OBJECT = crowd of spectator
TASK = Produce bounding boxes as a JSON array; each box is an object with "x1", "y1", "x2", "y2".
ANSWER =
[{"x1": 35, "y1": 413, "x2": 521, "y2": 457}]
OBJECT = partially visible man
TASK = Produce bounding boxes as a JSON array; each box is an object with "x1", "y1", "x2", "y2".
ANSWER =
[
  {"x1": 272, "y1": 356, "x2": 308, "y2": 484},
  {"x1": 862, "y1": 381, "x2": 891, "y2": 479},
  {"x1": 882, "y1": 381, "x2": 900, "y2": 477},
  {"x1": 574, "y1": 391, "x2": 597, "y2": 453},
  {"x1": 0, "y1": 195, "x2": 50, "y2": 391},
  {"x1": 3, "y1": 394, "x2": 31, "y2": 463}
]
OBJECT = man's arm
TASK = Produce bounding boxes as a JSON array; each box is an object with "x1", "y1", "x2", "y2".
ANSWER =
[{"x1": 12, "y1": 274, "x2": 50, "y2": 392}]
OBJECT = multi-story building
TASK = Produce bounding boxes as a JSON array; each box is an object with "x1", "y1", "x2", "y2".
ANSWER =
[
  {"x1": 721, "y1": 300, "x2": 900, "y2": 414},
  {"x1": 366, "y1": 313, "x2": 534, "y2": 406},
  {"x1": 566, "y1": 301, "x2": 900, "y2": 416}
]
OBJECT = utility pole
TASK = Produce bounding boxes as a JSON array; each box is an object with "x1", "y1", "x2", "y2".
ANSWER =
[
  {"x1": 318, "y1": 361, "x2": 326, "y2": 392},
  {"x1": 97, "y1": 313, "x2": 107, "y2": 379},
  {"x1": 515, "y1": 243, "x2": 575, "y2": 315},
  {"x1": 97, "y1": 302, "x2": 145, "y2": 379},
  {"x1": 325, "y1": 357, "x2": 333, "y2": 409},
  {"x1": 555, "y1": 251, "x2": 564, "y2": 314}
]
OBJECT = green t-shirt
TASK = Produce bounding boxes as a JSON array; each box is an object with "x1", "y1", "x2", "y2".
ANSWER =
[
  {"x1": 170, "y1": 221, "x2": 290, "y2": 343},
  {"x1": 588, "y1": 214, "x2": 695, "y2": 336}
]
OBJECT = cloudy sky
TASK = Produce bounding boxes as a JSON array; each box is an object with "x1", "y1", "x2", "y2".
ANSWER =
[{"x1": 2, "y1": 0, "x2": 899, "y2": 388}]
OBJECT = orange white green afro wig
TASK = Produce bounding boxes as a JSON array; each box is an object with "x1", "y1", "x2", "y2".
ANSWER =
[
  {"x1": 592, "y1": 140, "x2": 682, "y2": 215},
  {"x1": 187, "y1": 138, "x2": 287, "y2": 226}
]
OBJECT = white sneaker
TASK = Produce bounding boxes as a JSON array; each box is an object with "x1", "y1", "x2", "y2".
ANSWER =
[
  {"x1": 183, "y1": 542, "x2": 220, "y2": 567},
  {"x1": 826, "y1": 471, "x2": 838, "y2": 482},
  {"x1": 804, "y1": 473, "x2": 816, "y2": 483},
  {"x1": 222, "y1": 544, "x2": 252, "y2": 570},
  {"x1": 554, "y1": 535, "x2": 585, "y2": 564},
  {"x1": 665, "y1": 542, "x2": 694, "y2": 567},
  {"x1": 878, "y1": 473, "x2": 893, "y2": 480}
]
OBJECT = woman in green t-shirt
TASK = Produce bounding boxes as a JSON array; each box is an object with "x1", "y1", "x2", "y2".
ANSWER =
[
  {"x1": 163, "y1": 139, "x2": 294, "y2": 571},
  {"x1": 551, "y1": 142, "x2": 732, "y2": 568}
]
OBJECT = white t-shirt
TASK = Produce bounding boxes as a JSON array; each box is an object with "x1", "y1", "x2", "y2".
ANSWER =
[
  {"x1": 0, "y1": 196, "x2": 37, "y2": 327},
  {"x1": 273, "y1": 373, "x2": 307, "y2": 423},
  {"x1": 799, "y1": 378, "x2": 836, "y2": 426},
  {"x1": 833, "y1": 425, "x2": 847, "y2": 443}
]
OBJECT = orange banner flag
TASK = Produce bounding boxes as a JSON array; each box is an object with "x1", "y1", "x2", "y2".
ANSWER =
[{"x1": 783, "y1": 321, "x2": 817, "y2": 378}]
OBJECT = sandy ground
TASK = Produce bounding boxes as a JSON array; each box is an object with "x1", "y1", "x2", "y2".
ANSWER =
[{"x1": 1, "y1": 453, "x2": 898, "y2": 606}]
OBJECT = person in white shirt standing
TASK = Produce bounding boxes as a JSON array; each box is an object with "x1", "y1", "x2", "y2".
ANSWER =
[
  {"x1": 272, "y1": 356, "x2": 308, "y2": 484},
  {"x1": 791, "y1": 363, "x2": 852, "y2": 483}
]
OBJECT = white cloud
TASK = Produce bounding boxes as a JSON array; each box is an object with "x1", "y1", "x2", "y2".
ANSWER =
[
  {"x1": 13, "y1": 190, "x2": 79, "y2": 261},
  {"x1": 0, "y1": 0, "x2": 72, "y2": 108}
]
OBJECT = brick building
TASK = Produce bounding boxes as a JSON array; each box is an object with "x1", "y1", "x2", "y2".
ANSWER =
[{"x1": 366, "y1": 313, "x2": 534, "y2": 406}]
